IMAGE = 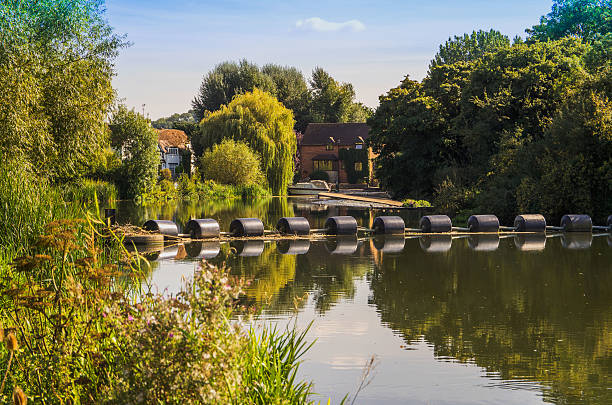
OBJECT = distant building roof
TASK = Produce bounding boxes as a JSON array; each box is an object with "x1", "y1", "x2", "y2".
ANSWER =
[
  {"x1": 301, "y1": 123, "x2": 370, "y2": 146},
  {"x1": 157, "y1": 129, "x2": 189, "y2": 152}
]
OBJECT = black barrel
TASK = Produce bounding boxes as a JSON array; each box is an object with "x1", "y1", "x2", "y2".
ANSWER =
[
  {"x1": 607, "y1": 215, "x2": 612, "y2": 230},
  {"x1": 231, "y1": 240, "x2": 265, "y2": 256},
  {"x1": 420, "y1": 215, "x2": 452, "y2": 233},
  {"x1": 229, "y1": 218, "x2": 264, "y2": 237},
  {"x1": 468, "y1": 234, "x2": 500, "y2": 251},
  {"x1": 561, "y1": 233, "x2": 592, "y2": 249},
  {"x1": 467, "y1": 215, "x2": 500, "y2": 233},
  {"x1": 277, "y1": 239, "x2": 310, "y2": 255},
  {"x1": 325, "y1": 216, "x2": 358, "y2": 235},
  {"x1": 514, "y1": 214, "x2": 546, "y2": 233},
  {"x1": 560, "y1": 214, "x2": 592, "y2": 232},
  {"x1": 419, "y1": 235, "x2": 452, "y2": 253},
  {"x1": 276, "y1": 217, "x2": 310, "y2": 236},
  {"x1": 514, "y1": 234, "x2": 546, "y2": 252},
  {"x1": 373, "y1": 235, "x2": 405, "y2": 253},
  {"x1": 184, "y1": 241, "x2": 221, "y2": 259},
  {"x1": 373, "y1": 216, "x2": 405, "y2": 235},
  {"x1": 185, "y1": 219, "x2": 220, "y2": 239},
  {"x1": 143, "y1": 220, "x2": 179, "y2": 238},
  {"x1": 145, "y1": 244, "x2": 180, "y2": 261},
  {"x1": 325, "y1": 237, "x2": 358, "y2": 255}
]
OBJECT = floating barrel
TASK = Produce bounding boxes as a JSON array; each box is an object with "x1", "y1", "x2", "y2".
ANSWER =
[
  {"x1": 561, "y1": 233, "x2": 592, "y2": 249},
  {"x1": 143, "y1": 220, "x2": 179, "y2": 239},
  {"x1": 420, "y1": 215, "x2": 452, "y2": 233},
  {"x1": 145, "y1": 244, "x2": 180, "y2": 261},
  {"x1": 373, "y1": 235, "x2": 405, "y2": 253},
  {"x1": 467, "y1": 215, "x2": 500, "y2": 233},
  {"x1": 122, "y1": 233, "x2": 164, "y2": 247},
  {"x1": 325, "y1": 216, "x2": 358, "y2": 235},
  {"x1": 276, "y1": 217, "x2": 310, "y2": 236},
  {"x1": 185, "y1": 219, "x2": 220, "y2": 239},
  {"x1": 231, "y1": 240, "x2": 265, "y2": 256},
  {"x1": 419, "y1": 235, "x2": 452, "y2": 253},
  {"x1": 608, "y1": 215, "x2": 612, "y2": 230},
  {"x1": 373, "y1": 216, "x2": 405, "y2": 235},
  {"x1": 229, "y1": 218, "x2": 264, "y2": 237},
  {"x1": 468, "y1": 234, "x2": 500, "y2": 251},
  {"x1": 514, "y1": 234, "x2": 546, "y2": 252},
  {"x1": 184, "y1": 241, "x2": 221, "y2": 259},
  {"x1": 325, "y1": 237, "x2": 358, "y2": 255},
  {"x1": 277, "y1": 239, "x2": 310, "y2": 255},
  {"x1": 514, "y1": 214, "x2": 546, "y2": 233},
  {"x1": 560, "y1": 214, "x2": 592, "y2": 232}
]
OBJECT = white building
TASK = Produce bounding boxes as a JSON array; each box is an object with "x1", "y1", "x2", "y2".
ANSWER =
[{"x1": 157, "y1": 129, "x2": 192, "y2": 178}]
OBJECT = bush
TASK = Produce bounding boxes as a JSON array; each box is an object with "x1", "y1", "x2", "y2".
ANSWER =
[
  {"x1": 200, "y1": 139, "x2": 266, "y2": 187},
  {"x1": 309, "y1": 170, "x2": 329, "y2": 181},
  {"x1": 60, "y1": 179, "x2": 118, "y2": 203},
  {"x1": 402, "y1": 199, "x2": 432, "y2": 208}
]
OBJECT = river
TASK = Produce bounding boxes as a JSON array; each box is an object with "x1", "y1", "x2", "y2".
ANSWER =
[{"x1": 115, "y1": 197, "x2": 612, "y2": 404}]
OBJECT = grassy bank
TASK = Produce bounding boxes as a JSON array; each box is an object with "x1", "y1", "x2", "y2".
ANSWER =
[{"x1": 0, "y1": 165, "x2": 321, "y2": 404}]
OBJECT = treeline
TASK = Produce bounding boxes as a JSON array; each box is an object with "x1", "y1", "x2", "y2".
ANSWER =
[{"x1": 368, "y1": 0, "x2": 611, "y2": 223}]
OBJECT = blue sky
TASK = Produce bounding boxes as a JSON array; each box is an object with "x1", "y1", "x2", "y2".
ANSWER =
[{"x1": 107, "y1": 0, "x2": 553, "y2": 119}]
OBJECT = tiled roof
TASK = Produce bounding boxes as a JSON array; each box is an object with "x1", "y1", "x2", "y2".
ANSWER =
[
  {"x1": 301, "y1": 123, "x2": 370, "y2": 146},
  {"x1": 157, "y1": 129, "x2": 189, "y2": 152}
]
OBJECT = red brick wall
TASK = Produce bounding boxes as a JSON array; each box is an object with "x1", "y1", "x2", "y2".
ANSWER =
[{"x1": 299, "y1": 144, "x2": 374, "y2": 184}]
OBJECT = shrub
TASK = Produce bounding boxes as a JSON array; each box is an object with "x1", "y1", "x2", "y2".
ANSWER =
[
  {"x1": 60, "y1": 179, "x2": 118, "y2": 203},
  {"x1": 402, "y1": 199, "x2": 432, "y2": 208},
  {"x1": 160, "y1": 168, "x2": 172, "y2": 181},
  {"x1": 309, "y1": 170, "x2": 329, "y2": 181},
  {"x1": 200, "y1": 139, "x2": 266, "y2": 187}
]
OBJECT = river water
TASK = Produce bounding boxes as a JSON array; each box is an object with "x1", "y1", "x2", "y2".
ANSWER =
[{"x1": 116, "y1": 197, "x2": 612, "y2": 404}]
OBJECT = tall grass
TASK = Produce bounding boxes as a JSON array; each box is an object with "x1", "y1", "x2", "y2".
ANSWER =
[
  {"x1": 239, "y1": 323, "x2": 315, "y2": 404},
  {"x1": 60, "y1": 178, "x2": 118, "y2": 203},
  {"x1": 0, "y1": 163, "x2": 78, "y2": 255}
]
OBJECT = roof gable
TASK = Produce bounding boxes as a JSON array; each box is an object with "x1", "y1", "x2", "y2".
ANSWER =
[
  {"x1": 301, "y1": 123, "x2": 370, "y2": 146},
  {"x1": 157, "y1": 129, "x2": 189, "y2": 152}
]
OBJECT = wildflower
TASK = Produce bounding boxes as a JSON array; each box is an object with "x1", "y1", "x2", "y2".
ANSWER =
[
  {"x1": 12, "y1": 386, "x2": 27, "y2": 405},
  {"x1": 5, "y1": 333, "x2": 18, "y2": 352},
  {"x1": 127, "y1": 315, "x2": 134, "y2": 322}
]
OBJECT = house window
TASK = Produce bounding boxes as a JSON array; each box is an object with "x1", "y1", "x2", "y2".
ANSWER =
[
  {"x1": 355, "y1": 143, "x2": 363, "y2": 150},
  {"x1": 325, "y1": 144, "x2": 334, "y2": 151},
  {"x1": 354, "y1": 162, "x2": 363, "y2": 172},
  {"x1": 168, "y1": 147, "x2": 179, "y2": 155},
  {"x1": 314, "y1": 160, "x2": 333, "y2": 171}
]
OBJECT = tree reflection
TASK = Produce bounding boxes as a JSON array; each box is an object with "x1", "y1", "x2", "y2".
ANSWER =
[{"x1": 369, "y1": 236, "x2": 612, "y2": 404}]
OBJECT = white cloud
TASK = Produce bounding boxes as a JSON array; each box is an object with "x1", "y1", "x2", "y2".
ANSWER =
[{"x1": 295, "y1": 17, "x2": 365, "y2": 33}]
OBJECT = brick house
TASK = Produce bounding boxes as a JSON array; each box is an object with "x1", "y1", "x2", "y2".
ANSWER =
[{"x1": 298, "y1": 123, "x2": 374, "y2": 185}]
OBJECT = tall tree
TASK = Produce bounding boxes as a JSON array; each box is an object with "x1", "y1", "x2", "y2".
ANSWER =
[
  {"x1": 526, "y1": 0, "x2": 612, "y2": 42},
  {"x1": 109, "y1": 105, "x2": 159, "y2": 198},
  {"x1": 191, "y1": 60, "x2": 276, "y2": 122},
  {"x1": 309, "y1": 67, "x2": 367, "y2": 123},
  {"x1": 261, "y1": 64, "x2": 311, "y2": 131},
  {"x1": 430, "y1": 29, "x2": 510, "y2": 68},
  {"x1": 196, "y1": 89, "x2": 296, "y2": 195},
  {"x1": 0, "y1": 0, "x2": 126, "y2": 181}
]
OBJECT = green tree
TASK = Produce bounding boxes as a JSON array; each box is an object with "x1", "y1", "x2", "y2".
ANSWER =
[
  {"x1": 200, "y1": 139, "x2": 266, "y2": 186},
  {"x1": 309, "y1": 67, "x2": 369, "y2": 123},
  {"x1": 151, "y1": 111, "x2": 195, "y2": 129},
  {"x1": 430, "y1": 29, "x2": 511, "y2": 68},
  {"x1": 196, "y1": 89, "x2": 296, "y2": 195},
  {"x1": 0, "y1": 0, "x2": 126, "y2": 181},
  {"x1": 109, "y1": 105, "x2": 159, "y2": 198},
  {"x1": 191, "y1": 60, "x2": 276, "y2": 122},
  {"x1": 527, "y1": 0, "x2": 612, "y2": 42},
  {"x1": 261, "y1": 64, "x2": 311, "y2": 131}
]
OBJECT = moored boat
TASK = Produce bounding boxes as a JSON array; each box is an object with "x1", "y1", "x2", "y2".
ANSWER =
[{"x1": 288, "y1": 180, "x2": 331, "y2": 195}]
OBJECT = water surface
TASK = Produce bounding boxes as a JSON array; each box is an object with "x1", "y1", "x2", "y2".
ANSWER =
[{"x1": 117, "y1": 198, "x2": 612, "y2": 404}]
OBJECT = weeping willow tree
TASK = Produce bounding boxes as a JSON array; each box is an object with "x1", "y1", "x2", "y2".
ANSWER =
[{"x1": 196, "y1": 89, "x2": 296, "y2": 195}]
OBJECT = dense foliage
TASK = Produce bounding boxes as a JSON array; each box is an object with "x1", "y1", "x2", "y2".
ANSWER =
[
  {"x1": 200, "y1": 139, "x2": 266, "y2": 187},
  {"x1": 430, "y1": 29, "x2": 511, "y2": 67},
  {"x1": 151, "y1": 110, "x2": 195, "y2": 129},
  {"x1": 0, "y1": 0, "x2": 126, "y2": 182},
  {"x1": 109, "y1": 106, "x2": 160, "y2": 198},
  {"x1": 191, "y1": 60, "x2": 370, "y2": 132},
  {"x1": 196, "y1": 89, "x2": 297, "y2": 195},
  {"x1": 369, "y1": 34, "x2": 611, "y2": 223}
]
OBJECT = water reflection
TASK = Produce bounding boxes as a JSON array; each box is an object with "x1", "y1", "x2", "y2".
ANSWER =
[{"x1": 118, "y1": 198, "x2": 612, "y2": 404}]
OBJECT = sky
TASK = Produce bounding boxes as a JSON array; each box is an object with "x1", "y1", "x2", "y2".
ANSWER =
[{"x1": 106, "y1": 0, "x2": 554, "y2": 120}]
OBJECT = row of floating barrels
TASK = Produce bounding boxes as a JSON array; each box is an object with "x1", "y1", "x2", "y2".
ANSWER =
[
  {"x1": 142, "y1": 213, "x2": 612, "y2": 239},
  {"x1": 145, "y1": 232, "x2": 609, "y2": 261}
]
